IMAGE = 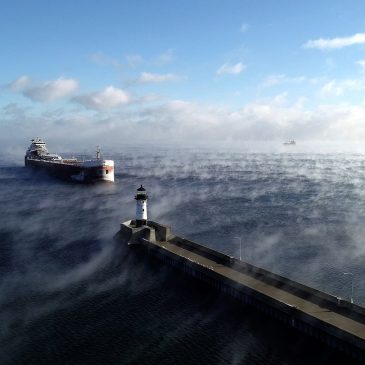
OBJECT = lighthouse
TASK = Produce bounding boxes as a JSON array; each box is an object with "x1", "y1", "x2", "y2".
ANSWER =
[{"x1": 135, "y1": 185, "x2": 148, "y2": 227}]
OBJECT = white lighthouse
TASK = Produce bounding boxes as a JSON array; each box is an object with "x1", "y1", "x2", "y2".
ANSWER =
[{"x1": 135, "y1": 185, "x2": 148, "y2": 227}]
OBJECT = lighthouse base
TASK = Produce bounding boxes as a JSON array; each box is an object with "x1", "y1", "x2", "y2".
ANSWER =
[
  {"x1": 115, "y1": 220, "x2": 173, "y2": 245},
  {"x1": 136, "y1": 219, "x2": 147, "y2": 227}
]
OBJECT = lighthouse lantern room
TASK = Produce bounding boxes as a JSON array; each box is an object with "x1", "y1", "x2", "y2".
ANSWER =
[{"x1": 135, "y1": 185, "x2": 148, "y2": 227}]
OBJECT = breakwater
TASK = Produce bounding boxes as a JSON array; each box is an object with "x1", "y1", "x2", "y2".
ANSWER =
[{"x1": 116, "y1": 219, "x2": 365, "y2": 362}]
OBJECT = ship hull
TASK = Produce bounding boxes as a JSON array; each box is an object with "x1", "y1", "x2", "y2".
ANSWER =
[{"x1": 25, "y1": 158, "x2": 114, "y2": 183}]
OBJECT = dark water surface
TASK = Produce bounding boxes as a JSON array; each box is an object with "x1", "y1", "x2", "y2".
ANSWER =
[{"x1": 1, "y1": 149, "x2": 365, "y2": 364}]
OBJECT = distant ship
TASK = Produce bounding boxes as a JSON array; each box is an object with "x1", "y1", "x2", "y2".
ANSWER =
[
  {"x1": 283, "y1": 140, "x2": 296, "y2": 146},
  {"x1": 25, "y1": 138, "x2": 114, "y2": 182}
]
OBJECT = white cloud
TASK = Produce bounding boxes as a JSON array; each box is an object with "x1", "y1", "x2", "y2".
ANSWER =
[
  {"x1": 24, "y1": 77, "x2": 78, "y2": 102},
  {"x1": 138, "y1": 72, "x2": 179, "y2": 83},
  {"x1": 126, "y1": 54, "x2": 144, "y2": 68},
  {"x1": 263, "y1": 74, "x2": 306, "y2": 87},
  {"x1": 91, "y1": 52, "x2": 120, "y2": 68},
  {"x1": 320, "y1": 81, "x2": 343, "y2": 97},
  {"x1": 320, "y1": 79, "x2": 365, "y2": 97},
  {"x1": 8, "y1": 75, "x2": 31, "y2": 91},
  {"x1": 73, "y1": 85, "x2": 130, "y2": 110},
  {"x1": 216, "y1": 62, "x2": 246, "y2": 75},
  {"x1": 325, "y1": 57, "x2": 336, "y2": 69},
  {"x1": 155, "y1": 49, "x2": 174, "y2": 65},
  {"x1": 303, "y1": 33, "x2": 365, "y2": 50},
  {"x1": 240, "y1": 23, "x2": 249, "y2": 33},
  {"x1": 357, "y1": 60, "x2": 365, "y2": 72}
]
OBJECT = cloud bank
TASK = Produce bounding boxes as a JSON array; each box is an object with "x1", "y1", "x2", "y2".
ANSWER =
[{"x1": 4, "y1": 97, "x2": 365, "y2": 153}]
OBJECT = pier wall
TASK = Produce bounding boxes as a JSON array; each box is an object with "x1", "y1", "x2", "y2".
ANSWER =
[
  {"x1": 117, "y1": 221, "x2": 365, "y2": 362},
  {"x1": 138, "y1": 239, "x2": 365, "y2": 362},
  {"x1": 172, "y1": 235, "x2": 364, "y2": 316}
]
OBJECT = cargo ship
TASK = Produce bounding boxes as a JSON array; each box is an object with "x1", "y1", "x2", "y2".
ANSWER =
[
  {"x1": 25, "y1": 137, "x2": 114, "y2": 182},
  {"x1": 283, "y1": 140, "x2": 296, "y2": 146}
]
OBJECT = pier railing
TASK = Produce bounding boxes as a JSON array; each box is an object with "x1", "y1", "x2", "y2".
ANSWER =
[{"x1": 147, "y1": 226, "x2": 365, "y2": 323}]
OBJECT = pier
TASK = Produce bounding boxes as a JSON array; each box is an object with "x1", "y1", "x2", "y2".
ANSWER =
[
  {"x1": 115, "y1": 186, "x2": 365, "y2": 362},
  {"x1": 116, "y1": 219, "x2": 365, "y2": 362}
]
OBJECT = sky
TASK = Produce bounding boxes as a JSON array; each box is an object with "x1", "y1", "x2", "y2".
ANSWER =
[{"x1": 2, "y1": 0, "x2": 365, "y2": 150}]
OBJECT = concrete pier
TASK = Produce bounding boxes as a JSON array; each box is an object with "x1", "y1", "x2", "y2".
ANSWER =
[{"x1": 116, "y1": 220, "x2": 365, "y2": 362}]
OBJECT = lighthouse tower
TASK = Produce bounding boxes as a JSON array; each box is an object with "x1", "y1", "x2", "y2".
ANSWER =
[{"x1": 135, "y1": 185, "x2": 148, "y2": 227}]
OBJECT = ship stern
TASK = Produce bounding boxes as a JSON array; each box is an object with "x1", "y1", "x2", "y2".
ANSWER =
[
  {"x1": 71, "y1": 159, "x2": 115, "y2": 183},
  {"x1": 100, "y1": 160, "x2": 114, "y2": 182}
]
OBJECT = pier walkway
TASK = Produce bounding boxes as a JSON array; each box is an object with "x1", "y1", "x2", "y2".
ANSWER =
[
  {"x1": 152, "y1": 236, "x2": 365, "y2": 342},
  {"x1": 117, "y1": 219, "x2": 365, "y2": 361}
]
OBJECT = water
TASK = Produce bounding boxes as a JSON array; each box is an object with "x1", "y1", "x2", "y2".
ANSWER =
[{"x1": 1, "y1": 148, "x2": 365, "y2": 364}]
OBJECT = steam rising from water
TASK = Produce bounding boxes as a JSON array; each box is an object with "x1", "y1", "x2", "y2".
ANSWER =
[{"x1": 0, "y1": 147, "x2": 364, "y2": 363}]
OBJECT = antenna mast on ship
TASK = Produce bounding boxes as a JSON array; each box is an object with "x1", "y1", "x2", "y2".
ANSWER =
[{"x1": 96, "y1": 145, "x2": 101, "y2": 160}]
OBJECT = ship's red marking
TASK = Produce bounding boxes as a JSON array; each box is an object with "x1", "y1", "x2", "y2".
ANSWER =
[{"x1": 102, "y1": 166, "x2": 114, "y2": 171}]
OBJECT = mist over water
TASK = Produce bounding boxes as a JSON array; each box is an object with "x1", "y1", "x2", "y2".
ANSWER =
[{"x1": 1, "y1": 146, "x2": 364, "y2": 364}]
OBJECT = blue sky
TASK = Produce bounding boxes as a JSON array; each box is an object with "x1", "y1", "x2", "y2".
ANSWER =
[{"x1": 2, "y1": 0, "x2": 365, "y2": 148}]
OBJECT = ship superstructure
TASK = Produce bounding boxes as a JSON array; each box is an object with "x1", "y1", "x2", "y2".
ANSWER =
[{"x1": 25, "y1": 137, "x2": 114, "y2": 182}]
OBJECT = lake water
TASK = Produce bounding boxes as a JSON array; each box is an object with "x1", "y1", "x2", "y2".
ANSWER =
[{"x1": 1, "y1": 148, "x2": 364, "y2": 364}]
